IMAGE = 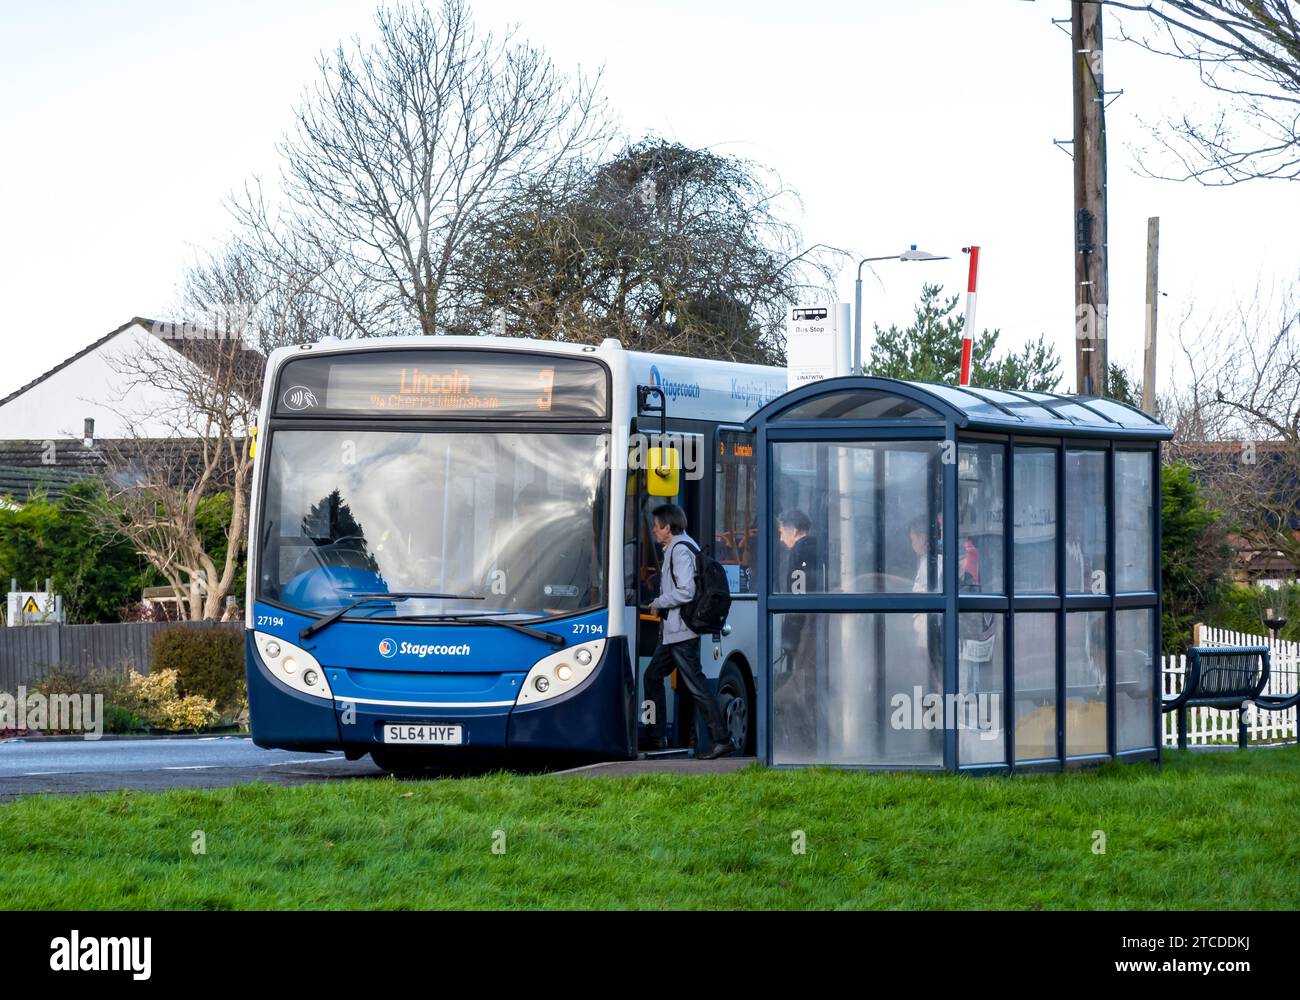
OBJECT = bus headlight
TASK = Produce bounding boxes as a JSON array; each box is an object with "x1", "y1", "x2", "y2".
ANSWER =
[
  {"x1": 254, "y1": 632, "x2": 333, "y2": 702},
  {"x1": 517, "y1": 639, "x2": 605, "y2": 706}
]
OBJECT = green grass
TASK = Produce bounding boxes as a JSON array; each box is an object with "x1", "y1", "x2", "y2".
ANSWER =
[{"x1": 3, "y1": 748, "x2": 1299, "y2": 909}]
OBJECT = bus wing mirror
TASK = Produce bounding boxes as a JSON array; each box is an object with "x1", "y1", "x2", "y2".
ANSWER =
[{"x1": 646, "y1": 447, "x2": 680, "y2": 497}]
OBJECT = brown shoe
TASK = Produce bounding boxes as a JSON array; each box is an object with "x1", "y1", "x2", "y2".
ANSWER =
[{"x1": 697, "y1": 741, "x2": 733, "y2": 760}]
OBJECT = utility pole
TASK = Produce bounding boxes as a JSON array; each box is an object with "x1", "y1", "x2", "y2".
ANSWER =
[
  {"x1": 1073, "y1": 0, "x2": 1108, "y2": 396},
  {"x1": 1142, "y1": 216, "x2": 1159, "y2": 414}
]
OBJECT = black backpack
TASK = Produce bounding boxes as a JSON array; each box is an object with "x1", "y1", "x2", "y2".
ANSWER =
[{"x1": 667, "y1": 539, "x2": 732, "y2": 635}]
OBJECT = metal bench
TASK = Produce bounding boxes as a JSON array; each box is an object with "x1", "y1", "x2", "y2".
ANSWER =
[{"x1": 1162, "y1": 645, "x2": 1300, "y2": 749}]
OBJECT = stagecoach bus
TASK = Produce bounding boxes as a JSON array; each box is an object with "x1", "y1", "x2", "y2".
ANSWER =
[{"x1": 244, "y1": 335, "x2": 786, "y2": 770}]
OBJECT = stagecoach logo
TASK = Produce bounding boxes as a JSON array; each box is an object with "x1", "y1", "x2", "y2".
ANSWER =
[
  {"x1": 282, "y1": 385, "x2": 318, "y2": 410},
  {"x1": 649, "y1": 365, "x2": 700, "y2": 401},
  {"x1": 377, "y1": 639, "x2": 473, "y2": 658}
]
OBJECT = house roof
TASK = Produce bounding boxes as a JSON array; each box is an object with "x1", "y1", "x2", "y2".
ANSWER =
[
  {"x1": 0, "y1": 439, "x2": 110, "y2": 473},
  {"x1": 0, "y1": 440, "x2": 108, "y2": 503},
  {"x1": 0, "y1": 437, "x2": 242, "y2": 504},
  {"x1": 0, "y1": 317, "x2": 142, "y2": 410},
  {"x1": 0, "y1": 317, "x2": 265, "y2": 410},
  {"x1": 0, "y1": 464, "x2": 89, "y2": 504}
]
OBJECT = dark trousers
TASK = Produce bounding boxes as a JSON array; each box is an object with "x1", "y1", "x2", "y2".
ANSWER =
[{"x1": 644, "y1": 638, "x2": 729, "y2": 746}]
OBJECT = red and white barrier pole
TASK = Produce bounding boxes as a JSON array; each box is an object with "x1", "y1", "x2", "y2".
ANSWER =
[{"x1": 959, "y1": 245, "x2": 979, "y2": 386}]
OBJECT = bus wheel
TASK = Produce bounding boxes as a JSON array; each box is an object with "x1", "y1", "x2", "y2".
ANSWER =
[{"x1": 717, "y1": 664, "x2": 753, "y2": 756}]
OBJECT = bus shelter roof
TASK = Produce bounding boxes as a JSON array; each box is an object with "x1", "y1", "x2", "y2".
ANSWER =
[{"x1": 744, "y1": 377, "x2": 1173, "y2": 440}]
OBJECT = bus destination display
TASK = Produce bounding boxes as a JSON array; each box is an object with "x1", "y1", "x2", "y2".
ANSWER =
[{"x1": 274, "y1": 351, "x2": 607, "y2": 418}]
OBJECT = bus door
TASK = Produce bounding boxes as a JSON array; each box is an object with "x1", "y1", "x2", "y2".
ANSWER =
[{"x1": 626, "y1": 427, "x2": 704, "y2": 750}]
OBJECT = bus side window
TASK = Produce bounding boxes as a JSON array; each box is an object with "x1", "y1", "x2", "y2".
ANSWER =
[{"x1": 715, "y1": 430, "x2": 756, "y2": 594}]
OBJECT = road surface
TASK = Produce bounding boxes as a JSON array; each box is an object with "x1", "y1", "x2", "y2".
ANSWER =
[
  {"x1": 0, "y1": 737, "x2": 377, "y2": 799},
  {"x1": 0, "y1": 737, "x2": 756, "y2": 799}
]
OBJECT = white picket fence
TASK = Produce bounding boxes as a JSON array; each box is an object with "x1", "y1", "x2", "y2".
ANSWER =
[{"x1": 1161, "y1": 626, "x2": 1300, "y2": 746}]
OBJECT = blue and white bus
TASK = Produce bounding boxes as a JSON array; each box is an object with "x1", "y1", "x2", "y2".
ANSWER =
[{"x1": 245, "y1": 336, "x2": 786, "y2": 769}]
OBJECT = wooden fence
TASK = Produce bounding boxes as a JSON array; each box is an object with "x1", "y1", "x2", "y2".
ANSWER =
[
  {"x1": 1161, "y1": 625, "x2": 1300, "y2": 746},
  {"x1": 0, "y1": 621, "x2": 242, "y2": 691}
]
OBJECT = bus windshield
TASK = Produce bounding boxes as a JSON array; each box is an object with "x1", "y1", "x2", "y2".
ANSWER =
[{"x1": 258, "y1": 429, "x2": 609, "y2": 620}]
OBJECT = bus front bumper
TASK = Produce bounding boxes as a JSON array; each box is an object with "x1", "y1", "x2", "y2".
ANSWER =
[{"x1": 245, "y1": 634, "x2": 635, "y2": 758}]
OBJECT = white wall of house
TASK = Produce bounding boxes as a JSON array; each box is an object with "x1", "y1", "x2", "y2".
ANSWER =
[{"x1": 0, "y1": 322, "x2": 191, "y2": 439}]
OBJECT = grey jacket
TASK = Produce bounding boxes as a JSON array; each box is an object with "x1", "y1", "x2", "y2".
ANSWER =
[{"x1": 651, "y1": 532, "x2": 700, "y2": 644}]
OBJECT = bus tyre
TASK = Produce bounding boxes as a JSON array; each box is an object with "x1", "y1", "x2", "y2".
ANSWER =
[{"x1": 717, "y1": 663, "x2": 753, "y2": 756}]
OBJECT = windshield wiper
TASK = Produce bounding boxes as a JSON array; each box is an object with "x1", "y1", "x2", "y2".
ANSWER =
[
  {"x1": 406, "y1": 611, "x2": 567, "y2": 648},
  {"x1": 298, "y1": 591, "x2": 484, "y2": 641}
]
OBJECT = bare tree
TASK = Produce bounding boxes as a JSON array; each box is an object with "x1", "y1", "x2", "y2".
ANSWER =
[
  {"x1": 1104, "y1": 1, "x2": 1300, "y2": 183},
  {"x1": 232, "y1": 0, "x2": 611, "y2": 338},
  {"x1": 83, "y1": 243, "x2": 318, "y2": 620},
  {"x1": 94, "y1": 333, "x2": 262, "y2": 620},
  {"x1": 181, "y1": 240, "x2": 354, "y2": 354},
  {"x1": 1166, "y1": 283, "x2": 1300, "y2": 576}
]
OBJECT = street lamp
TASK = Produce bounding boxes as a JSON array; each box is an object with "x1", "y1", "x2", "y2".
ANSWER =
[{"x1": 853, "y1": 246, "x2": 949, "y2": 373}]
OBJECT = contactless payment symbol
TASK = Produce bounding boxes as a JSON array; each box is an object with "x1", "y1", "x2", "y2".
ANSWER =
[{"x1": 282, "y1": 385, "x2": 318, "y2": 410}]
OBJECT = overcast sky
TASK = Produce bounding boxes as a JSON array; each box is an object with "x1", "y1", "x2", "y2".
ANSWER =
[{"x1": 2, "y1": 0, "x2": 1296, "y2": 399}]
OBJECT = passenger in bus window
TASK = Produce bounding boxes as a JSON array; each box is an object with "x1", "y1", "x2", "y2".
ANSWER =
[{"x1": 642, "y1": 504, "x2": 733, "y2": 759}]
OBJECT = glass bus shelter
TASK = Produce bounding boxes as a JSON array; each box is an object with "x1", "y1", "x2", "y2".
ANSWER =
[{"x1": 744, "y1": 377, "x2": 1173, "y2": 772}]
